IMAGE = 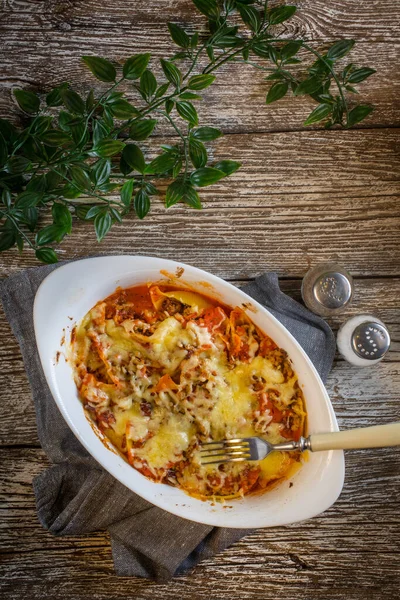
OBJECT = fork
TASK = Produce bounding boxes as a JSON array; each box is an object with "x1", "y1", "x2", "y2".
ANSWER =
[{"x1": 199, "y1": 422, "x2": 400, "y2": 465}]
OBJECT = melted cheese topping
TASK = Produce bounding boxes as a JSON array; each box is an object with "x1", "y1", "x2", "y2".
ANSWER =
[{"x1": 71, "y1": 285, "x2": 307, "y2": 499}]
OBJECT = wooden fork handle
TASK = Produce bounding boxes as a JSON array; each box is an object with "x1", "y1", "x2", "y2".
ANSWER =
[{"x1": 309, "y1": 422, "x2": 400, "y2": 452}]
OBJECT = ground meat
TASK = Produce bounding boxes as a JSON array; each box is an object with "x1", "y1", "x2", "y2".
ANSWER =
[
  {"x1": 105, "y1": 304, "x2": 116, "y2": 319},
  {"x1": 161, "y1": 297, "x2": 184, "y2": 315},
  {"x1": 140, "y1": 400, "x2": 152, "y2": 416}
]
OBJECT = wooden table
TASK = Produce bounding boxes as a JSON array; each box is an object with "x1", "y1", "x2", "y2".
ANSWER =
[{"x1": 1, "y1": 1, "x2": 399, "y2": 598}]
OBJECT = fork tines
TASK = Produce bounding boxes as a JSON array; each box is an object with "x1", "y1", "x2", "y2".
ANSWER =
[{"x1": 199, "y1": 439, "x2": 251, "y2": 465}]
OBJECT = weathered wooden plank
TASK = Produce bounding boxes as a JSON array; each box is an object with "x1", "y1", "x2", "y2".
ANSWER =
[
  {"x1": 0, "y1": 277, "x2": 398, "y2": 446},
  {"x1": 0, "y1": 40, "x2": 398, "y2": 131},
  {"x1": 0, "y1": 129, "x2": 399, "y2": 278},
  {"x1": 1, "y1": 0, "x2": 399, "y2": 42},
  {"x1": 0, "y1": 445, "x2": 399, "y2": 599}
]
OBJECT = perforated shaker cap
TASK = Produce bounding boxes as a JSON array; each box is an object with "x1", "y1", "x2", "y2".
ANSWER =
[
  {"x1": 312, "y1": 271, "x2": 353, "y2": 310},
  {"x1": 351, "y1": 321, "x2": 391, "y2": 360}
]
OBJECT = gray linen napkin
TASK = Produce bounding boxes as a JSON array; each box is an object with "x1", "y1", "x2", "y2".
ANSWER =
[{"x1": 0, "y1": 263, "x2": 335, "y2": 581}]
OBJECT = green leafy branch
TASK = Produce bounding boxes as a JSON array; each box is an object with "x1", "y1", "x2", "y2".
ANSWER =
[{"x1": 0, "y1": 0, "x2": 376, "y2": 263}]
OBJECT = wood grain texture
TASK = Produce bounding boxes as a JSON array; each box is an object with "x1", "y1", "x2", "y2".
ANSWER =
[
  {"x1": 1, "y1": 0, "x2": 399, "y2": 596},
  {"x1": 0, "y1": 130, "x2": 399, "y2": 279},
  {"x1": 0, "y1": 446, "x2": 399, "y2": 599},
  {"x1": 0, "y1": 2, "x2": 399, "y2": 129}
]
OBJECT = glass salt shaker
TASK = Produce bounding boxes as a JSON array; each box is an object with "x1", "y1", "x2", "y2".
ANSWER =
[
  {"x1": 337, "y1": 315, "x2": 391, "y2": 367},
  {"x1": 301, "y1": 263, "x2": 353, "y2": 317}
]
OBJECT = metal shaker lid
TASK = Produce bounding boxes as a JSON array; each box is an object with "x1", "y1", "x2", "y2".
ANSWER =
[
  {"x1": 351, "y1": 321, "x2": 391, "y2": 360},
  {"x1": 301, "y1": 263, "x2": 353, "y2": 316},
  {"x1": 313, "y1": 271, "x2": 353, "y2": 310}
]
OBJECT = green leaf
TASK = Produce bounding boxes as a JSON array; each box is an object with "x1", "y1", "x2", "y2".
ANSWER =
[
  {"x1": 46, "y1": 84, "x2": 68, "y2": 107},
  {"x1": 206, "y1": 46, "x2": 215, "y2": 62},
  {"x1": 0, "y1": 230, "x2": 15, "y2": 252},
  {"x1": 347, "y1": 105, "x2": 374, "y2": 127},
  {"x1": 347, "y1": 67, "x2": 376, "y2": 84},
  {"x1": 120, "y1": 178, "x2": 135, "y2": 207},
  {"x1": 268, "y1": 5, "x2": 297, "y2": 25},
  {"x1": 86, "y1": 89, "x2": 95, "y2": 111},
  {"x1": 97, "y1": 182, "x2": 118, "y2": 193},
  {"x1": 345, "y1": 85, "x2": 358, "y2": 94},
  {"x1": 309, "y1": 56, "x2": 334, "y2": 76},
  {"x1": 91, "y1": 158, "x2": 111, "y2": 186},
  {"x1": 70, "y1": 120, "x2": 89, "y2": 146},
  {"x1": 146, "y1": 150, "x2": 178, "y2": 175},
  {"x1": 14, "y1": 90, "x2": 40, "y2": 114},
  {"x1": 85, "y1": 206, "x2": 104, "y2": 220},
  {"x1": 0, "y1": 132, "x2": 7, "y2": 167},
  {"x1": 40, "y1": 129, "x2": 72, "y2": 147},
  {"x1": 266, "y1": 81, "x2": 289, "y2": 104},
  {"x1": 303, "y1": 104, "x2": 332, "y2": 126},
  {"x1": 122, "y1": 144, "x2": 146, "y2": 173},
  {"x1": 35, "y1": 247, "x2": 58, "y2": 264},
  {"x1": 165, "y1": 99, "x2": 175, "y2": 114},
  {"x1": 265, "y1": 72, "x2": 285, "y2": 81},
  {"x1": 189, "y1": 139, "x2": 207, "y2": 168},
  {"x1": 182, "y1": 184, "x2": 202, "y2": 209},
  {"x1": 327, "y1": 40, "x2": 355, "y2": 61},
  {"x1": 281, "y1": 41, "x2": 302, "y2": 61},
  {"x1": 94, "y1": 210, "x2": 112, "y2": 241},
  {"x1": 107, "y1": 99, "x2": 139, "y2": 119},
  {"x1": 188, "y1": 74, "x2": 216, "y2": 91},
  {"x1": 252, "y1": 41, "x2": 273, "y2": 60},
  {"x1": 123, "y1": 53, "x2": 151, "y2": 80},
  {"x1": 143, "y1": 181, "x2": 158, "y2": 196},
  {"x1": 52, "y1": 203, "x2": 72, "y2": 233},
  {"x1": 32, "y1": 116, "x2": 53, "y2": 136},
  {"x1": 82, "y1": 56, "x2": 116, "y2": 82},
  {"x1": 176, "y1": 101, "x2": 198, "y2": 126},
  {"x1": 192, "y1": 126, "x2": 222, "y2": 141},
  {"x1": 213, "y1": 160, "x2": 240, "y2": 176},
  {"x1": 155, "y1": 82, "x2": 170, "y2": 99},
  {"x1": 21, "y1": 206, "x2": 38, "y2": 232},
  {"x1": 192, "y1": 0, "x2": 219, "y2": 20},
  {"x1": 140, "y1": 70, "x2": 157, "y2": 99},
  {"x1": 190, "y1": 166, "x2": 226, "y2": 187},
  {"x1": 93, "y1": 120, "x2": 109, "y2": 146},
  {"x1": 166, "y1": 179, "x2": 186, "y2": 207},
  {"x1": 58, "y1": 111, "x2": 74, "y2": 132},
  {"x1": 5, "y1": 156, "x2": 31, "y2": 174},
  {"x1": 93, "y1": 138, "x2": 125, "y2": 157},
  {"x1": 0, "y1": 118, "x2": 18, "y2": 144},
  {"x1": 129, "y1": 119, "x2": 157, "y2": 141},
  {"x1": 2, "y1": 189, "x2": 12, "y2": 208},
  {"x1": 237, "y1": 4, "x2": 261, "y2": 32},
  {"x1": 109, "y1": 207, "x2": 123, "y2": 223},
  {"x1": 63, "y1": 184, "x2": 82, "y2": 199},
  {"x1": 191, "y1": 32, "x2": 199, "y2": 48},
  {"x1": 61, "y1": 89, "x2": 86, "y2": 114},
  {"x1": 27, "y1": 174, "x2": 47, "y2": 194},
  {"x1": 70, "y1": 165, "x2": 91, "y2": 190},
  {"x1": 134, "y1": 189, "x2": 150, "y2": 219},
  {"x1": 179, "y1": 91, "x2": 202, "y2": 100},
  {"x1": 294, "y1": 76, "x2": 322, "y2": 96},
  {"x1": 160, "y1": 59, "x2": 182, "y2": 89},
  {"x1": 75, "y1": 205, "x2": 92, "y2": 220},
  {"x1": 16, "y1": 191, "x2": 42, "y2": 209},
  {"x1": 168, "y1": 23, "x2": 190, "y2": 48},
  {"x1": 36, "y1": 224, "x2": 66, "y2": 246}
]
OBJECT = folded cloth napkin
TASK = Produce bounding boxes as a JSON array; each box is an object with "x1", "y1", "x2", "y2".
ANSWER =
[{"x1": 0, "y1": 264, "x2": 335, "y2": 581}]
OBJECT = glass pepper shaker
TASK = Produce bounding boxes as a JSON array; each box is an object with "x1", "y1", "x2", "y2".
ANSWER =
[
  {"x1": 337, "y1": 315, "x2": 391, "y2": 367},
  {"x1": 301, "y1": 263, "x2": 353, "y2": 317}
]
